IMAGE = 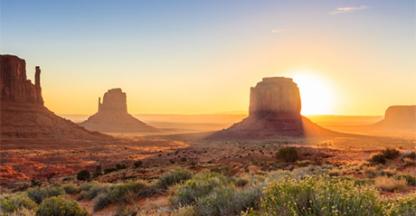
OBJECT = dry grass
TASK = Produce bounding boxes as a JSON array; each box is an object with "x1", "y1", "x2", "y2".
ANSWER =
[{"x1": 374, "y1": 176, "x2": 407, "y2": 192}]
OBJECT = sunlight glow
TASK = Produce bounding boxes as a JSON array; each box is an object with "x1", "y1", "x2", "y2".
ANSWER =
[{"x1": 291, "y1": 72, "x2": 334, "y2": 115}]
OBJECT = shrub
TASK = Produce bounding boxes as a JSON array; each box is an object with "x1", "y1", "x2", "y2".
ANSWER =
[
  {"x1": 172, "y1": 206, "x2": 197, "y2": 216},
  {"x1": 275, "y1": 147, "x2": 299, "y2": 162},
  {"x1": 0, "y1": 194, "x2": 37, "y2": 214},
  {"x1": 382, "y1": 148, "x2": 400, "y2": 160},
  {"x1": 114, "y1": 205, "x2": 139, "y2": 216},
  {"x1": 134, "y1": 160, "x2": 143, "y2": 168},
  {"x1": 157, "y1": 168, "x2": 192, "y2": 189},
  {"x1": 370, "y1": 154, "x2": 387, "y2": 164},
  {"x1": 195, "y1": 186, "x2": 261, "y2": 216},
  {"x1": 374, "y1": 176, "x2": 407, "y2": 192},
  {"x1": 399, "y1": 175, "x2": 416, "y2": 186},
  {"x1": 62, "y1": 184, "x2": 80, "y2": 194},
  {"x1": 36, "y1": 197, "x2": 88, "y2": 216},
  {"x1": 78, "y1": 183, "x2": 107, "y2": 200},
  {"x1": 77, "y1": 170, "x2": 91, "y2": 181},
  {"x1": 170, "y1": 172, "x2": 231, "y2": 207},
  {"x1": 403, "y1": 151, "x2": 416, "y2": 160},
  {"x1": 94, "y1": 181, "x2": 147, "y2": 211},
  {"x1": 27, "y1": 186, "x2": 65, "y2": 204},
  {"x1": 234, "y1": 178, "x2": 249, "y2": 187},
  {"x1": 116, "y1": 163, "x2": 128, "y2": 170},
  {"x1": 387, "y1": 194, "x2": 416, "y2": 216},
  {"x1": 259, "y1": 176, "x2": 384, "y2": 216}
]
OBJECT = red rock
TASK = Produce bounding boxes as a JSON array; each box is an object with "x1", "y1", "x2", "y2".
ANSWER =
[
  {"x1": 209, "y1": 77, "x2": 335, "y2": 139},
  {"x1": 0, "y1": 55, "x2": 111, "y2": 140},
  {"x1": 80, "y1": 88, "x2": 158, "y2": 132}
]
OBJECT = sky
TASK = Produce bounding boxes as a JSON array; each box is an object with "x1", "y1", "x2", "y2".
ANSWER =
[{"x1": 1, "y1": 0, "x2": 415, "y2": 115}]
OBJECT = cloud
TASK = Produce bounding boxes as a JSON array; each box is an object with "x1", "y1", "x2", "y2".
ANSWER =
[
  {"x1": 271, "y1": 28, "x2": 287, "y2": 34},
  {"x1": 330, "y1": 5, "x2": 368, "y2": 15}
]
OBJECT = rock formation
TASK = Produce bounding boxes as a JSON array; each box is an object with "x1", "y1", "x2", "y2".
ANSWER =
[
  {"x1": 0, "y1": 54, "x2": 111, "y2": 140},
  {"x1": 80, "y1": 88, "x2": 158, "y2": 132},
  {"x1": 376, "y1": 105, "x2": 416, "y2": 129},
  {"x1": 209, "y1": 77, "x2": 334, "y2": 139}
]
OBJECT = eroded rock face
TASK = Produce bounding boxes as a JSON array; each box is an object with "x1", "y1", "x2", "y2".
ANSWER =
[
  {"x1": 80, "y1": 89, "x2": 157, "y2": 132},
  {"x1": 209, "y1": 77, "x2": 333, "y2": 139},
  {"x1": 99, "y1": 88, "x2": 127, "y2": 113},
  {"x1": 0, "y1": 54, "x2": 110, "y2": 140},
  {"x1": 379, "y1": 105, "x2": 416, "y2": 129},
  {"x1": 249, "y1": 77, "x2": 301, "y2": 117},
  {"x1": 0, "y1": 55, "x2": 43, "y2": 104}
]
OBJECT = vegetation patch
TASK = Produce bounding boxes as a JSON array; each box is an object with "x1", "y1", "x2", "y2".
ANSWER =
[
  {"x1": 36, "y1": 196, "x2": 88, "y2": 216},
  {"x1": 157, "y1": 168, "x2": 193, "y2": 189},
  {"x1": 0, "y1": 193, "x2": 37, "y2": 214},
  {"x1": 94, "y1": 181, "x2": 147, "y2": 211},
  {"x1": 27, "y1": 186, "x2": 65, "y2": 204},
  {"x1": 275, "y1": 147, "x2": 299, "y2": 162}
]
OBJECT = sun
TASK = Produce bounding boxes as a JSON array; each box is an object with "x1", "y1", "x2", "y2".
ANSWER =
[{"x1": 290, "y1": 72, "x2": 334, "y2": 115}]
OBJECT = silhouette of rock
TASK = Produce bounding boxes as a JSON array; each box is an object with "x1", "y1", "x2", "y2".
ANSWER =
[
  {"x1": 0, "y1": 55, "x2": 111, "y2": 140},
  {"x1": 376, "y1": 105, "x2": 416, "y2": 129},
  {"x1": 209, "y1": 77, "x2": 334, "y2": 139},
  {"x1": 80, "y1": 88, "x2": 158, "y2": 132}
]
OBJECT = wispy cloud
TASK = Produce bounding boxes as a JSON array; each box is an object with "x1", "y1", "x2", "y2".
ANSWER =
[
  {"x1": 271, "y1": 28, "x2": 287, "y2": 34},
  {"x1": 330, "y1": 5, "x2": 368, "y2": 15}
]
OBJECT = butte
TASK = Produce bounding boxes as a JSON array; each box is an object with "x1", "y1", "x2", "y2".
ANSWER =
[
  {"x1": 209, "y1": 77, "x2": 335, "y2": 139},
  {"x1": 0, "y1": 55, "x2": 110, "y2": 141},
  {"x1": 80, "y1": 88, "x2": 158, "y2": 133}
]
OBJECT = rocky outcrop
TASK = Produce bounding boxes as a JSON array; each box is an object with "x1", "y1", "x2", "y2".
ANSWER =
[
  {"x1": 249, "y1": 77, "x2": 301, "y2": 117},
  {"x1": 0, "y1": 55, "x2": 43, "y2": 104},
  {"x1": 80, "y1": 88, "x2": 157, "y2": 132},
  {"x1": 376, "y1": 105, "x2": 416, "y2": 129},
  {"x1": 0, "y1": 54, "x2": 111, "y2": 140},
  {"x1": 209, "y1": 77, "x2": 334, "y2": 139}
]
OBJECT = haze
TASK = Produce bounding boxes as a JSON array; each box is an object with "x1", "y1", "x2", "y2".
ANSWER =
[{"x1": 1, "y1": 0, "x2": 415, "y2": 115}]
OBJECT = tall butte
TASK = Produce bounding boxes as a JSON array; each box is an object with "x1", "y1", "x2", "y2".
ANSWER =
[
  {"x1": 209, "y1": 77, "x2": 334, "y2": 139},
  {"x1": 0, "y1": 54, "x2": 110, "y2": 140},
  {"x1": 80, "y1": 88, "x2": 157, "y2": 132}
]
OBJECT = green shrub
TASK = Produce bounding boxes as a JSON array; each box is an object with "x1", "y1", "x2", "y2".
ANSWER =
[
  {"x1": 93, "y1": 181, "x2": 147, "y2": 211},
  {"x1": 172, "y1": 206, "x2": 197, "y2": 216},
  {"x1": 276, "y1": 147, "x2": 299, "y2": 162},
  {"x1": 36, "y1": 197, "x2": 88, "y2": 216},
  {"x1": 195, "y1": 186, "x2": 261, "y2": 216},
  {"x1": 62, "y1": 184, "x2": 80, "y2": 194},
  {"x1": 27, "y1": 186, "x2": 65, "y2": 204},
  {"x1": 170, "y1": 172, "x2": 231, "y2": 207},
  {"x1": 259, "y1": 176, "x2": 384, "y2": 216},
  {"x1": 0, "y1": 193, "x2": 37, "y2": 214},
  {"x1": 157, "y1": 168, "x2": 192, "y2": 189},
  {"x1": 77, "y1": 170, "x2": 91, "y2": 181},
  {"x1": 78, "y1": 183, "x2": 107, "y2": 200},
  {"x1": 387, "y1": 194, "x2": 416, "y2": 216}
]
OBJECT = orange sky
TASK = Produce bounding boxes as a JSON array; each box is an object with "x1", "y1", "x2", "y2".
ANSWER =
[{"x1": 3, "y1": 1, "x2": 415, "y2": 116}]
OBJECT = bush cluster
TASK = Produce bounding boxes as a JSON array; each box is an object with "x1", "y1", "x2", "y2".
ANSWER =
[
  {"x1": 0, "y1": 193, "x2": 37, "y2": 214},
  {"x1": 36, "y1": 196, "x2": 88, "y2": 216},
  {"x1": 27, "y1": 186, "x2": 65, "y2": 204},
  {"x1": 157, "y1": 168, "x2": 192, "y2": 189},
  {"x1": 369, "y1": 148, "x2": 400, "y2": 164},
  {"x1": 275, "y1": 147, "x2": 299, "y2": 162},
  {"x1": 257, "y1": 176, "x2": 385, "y2": 216},
  {"x1": 171, "y1": 172, "x2": 261, "y2": 216},
  {"x1": 94, "y1": 181, "x2": 147, "y2": 211}
]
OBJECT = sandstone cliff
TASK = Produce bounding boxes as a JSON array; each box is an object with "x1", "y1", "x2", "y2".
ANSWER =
[
  {"x1": 0, "y1": 55, "x2": 110, "y2": 140},
  {"x1": 80, "y1": 88, "x2": 157, "y2": 132},
  {"x1": 376, "y1": 105, "x2": 416, "y2": 129},
  {"x1": 209, "y1": 77, "x2": 334, "y2": 139}
]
